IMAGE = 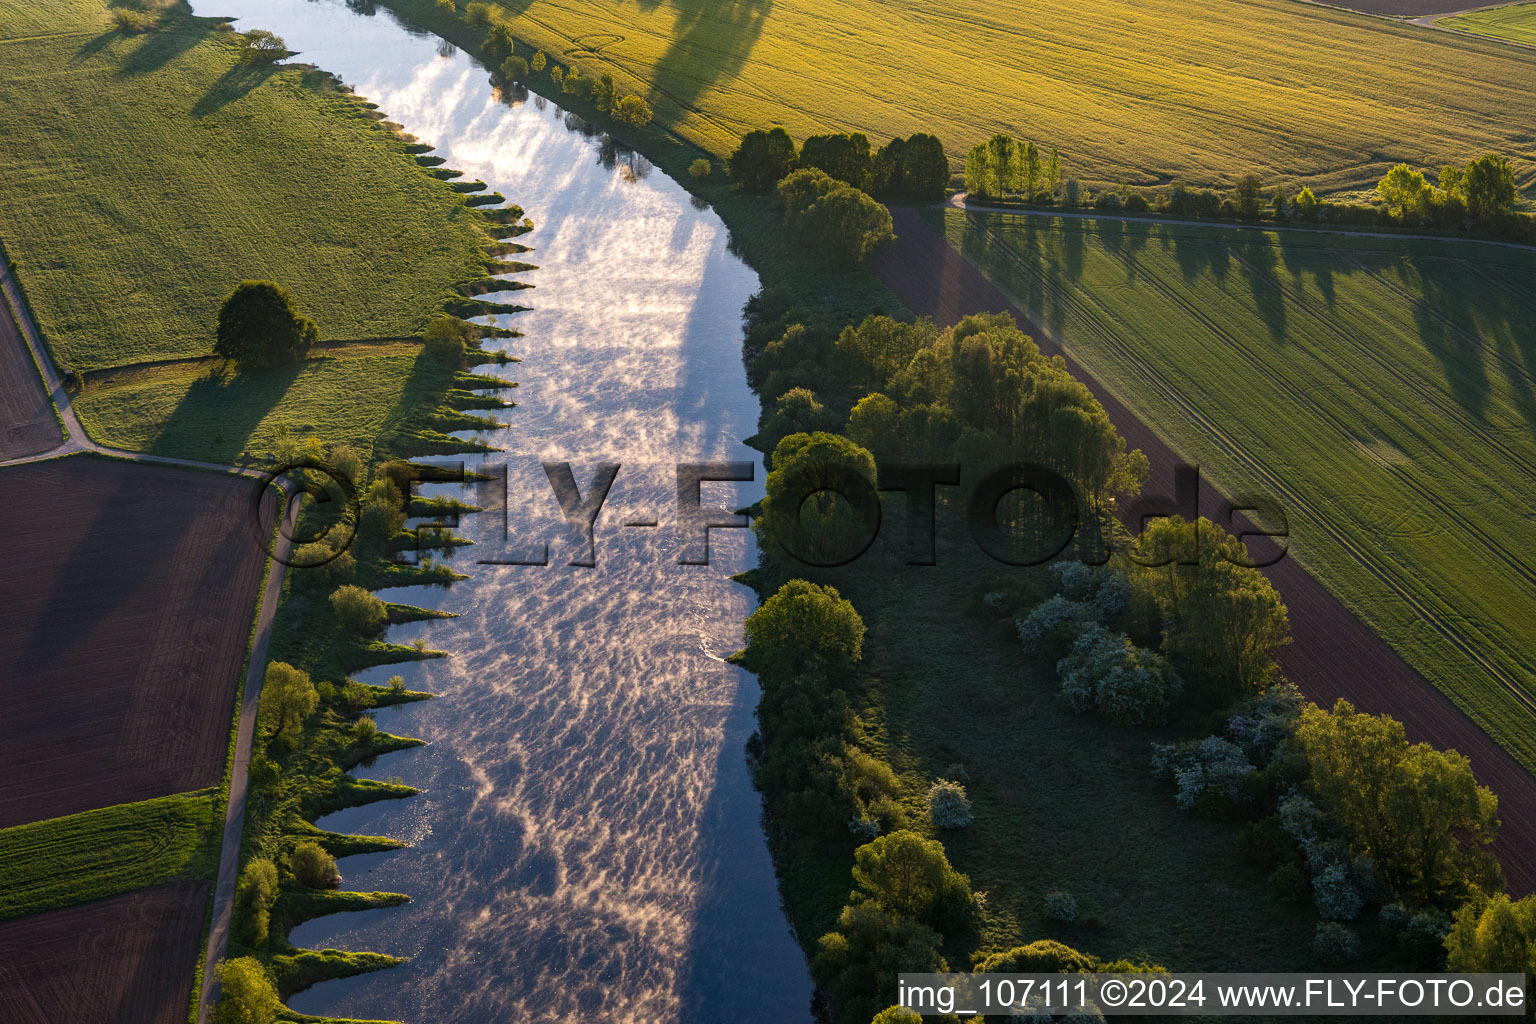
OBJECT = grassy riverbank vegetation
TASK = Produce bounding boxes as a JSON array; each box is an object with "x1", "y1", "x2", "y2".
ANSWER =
[
  {"x1": 379, "y1": 0, "x2": 1536, "y2": 194},
  {"x1": 0, "y1": 790, "x2": 220, "y2": 922},
  {"x1": 939, "y1": 208, "x2": 1536, "y2": 776}
]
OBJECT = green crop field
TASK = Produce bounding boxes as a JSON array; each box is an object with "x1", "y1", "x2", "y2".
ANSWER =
[
  {"x1": 941, "y1": 208, "x2": 1536, "y2": 772},
  {"x1": 387, "y1": 0, "x2": 1536, "y2": 193},
  {"x1": 74, "y1": 344, "x2": 450, "y2": 463},
  {"x1": 1441, "y1": 3, "x2": 1536, "y2": 47},
  {"x1": 0, "y1": 0, "x2": 489, "y2": 372},
  {"x1": 0, "y1": 790, "x2": 220, "y2": 921}
]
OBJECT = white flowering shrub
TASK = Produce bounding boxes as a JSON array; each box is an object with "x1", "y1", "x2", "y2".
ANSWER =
[
  {"x1": 1051, "y1": 559, "x2": 1095, "y2": 600},
  {"x1": 1153, "y1": 736, "x2": 1255, "y2": 809},
  {"x1": 847, "y1": 815, "x2": 881, "y2": 841},
  {"x1": 1312, "y1": 861, "x2": 1363, "y2": 921},
  {"x1": 1043, "y1": 890, "x2": 1078, "y2": 922},
  {"x1": 1017, "y1": 594, "x2": 1089, "y2": 653},
  {"x1": 1057, "y1": 624, "x2": 1181, "y2": 726},
  {"x1": 1089, "y1": 571, "x2": 1129, "y2": 620},
  {"x1": 927, "y1": 778, "x2": 974, "y2": 829}
]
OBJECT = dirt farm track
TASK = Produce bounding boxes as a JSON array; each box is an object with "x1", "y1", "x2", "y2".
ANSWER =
[
  {"x1": 871, "y1": 207, "x2": 1536, "y2": 894},
  {"x1": 0, "y1": 881, "x2": 208, "y2": 1023},
  {"x1": 0, "y1": 455, "x2": 272, "y2": 828}
]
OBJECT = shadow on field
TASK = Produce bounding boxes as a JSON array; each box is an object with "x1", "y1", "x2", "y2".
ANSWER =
[
  {"x1": 112, "y1": 7, "x2": 217, "y2": 79},
  {"x1": 645, "y1": 0, "x2": 771, "y2": 115},
  {"x1": 191, "y1": 58, "x2": 280, "y2": 117},
  {"x1": 144, "y1": 360, "x2": 303, "y2": 460}
]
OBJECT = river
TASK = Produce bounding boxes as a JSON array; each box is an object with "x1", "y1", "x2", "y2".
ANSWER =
[{"x1": 187, "y1": 0, "x2": 813, "y2": 1019}]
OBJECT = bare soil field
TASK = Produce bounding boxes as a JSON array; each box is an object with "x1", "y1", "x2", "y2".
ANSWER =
[
  {"x1": 0, "y1": 455, "x2": 272, "y2": 828},
  {"x1": 870, "y1": 207, "x2": 1536, "y2": 894},
  {"x1": 0, "y1": 880, "x2": 208, "y2": 1024},
  {"x1": 0, "y1": 295, "x2": 59, "y2": 459}
]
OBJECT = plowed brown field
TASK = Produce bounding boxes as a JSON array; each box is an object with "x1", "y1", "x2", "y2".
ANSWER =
[
  {"x1": 0, "y1": 456, "x2": 272, "y2": 828},
  {"x1": 0, "y1": 881, "x2": 208, "y2": 1024}
]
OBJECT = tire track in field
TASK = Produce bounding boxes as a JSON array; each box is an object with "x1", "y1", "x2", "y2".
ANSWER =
[{"x1": 971, "y1": 217, "x2": 1536, "y2": 723}]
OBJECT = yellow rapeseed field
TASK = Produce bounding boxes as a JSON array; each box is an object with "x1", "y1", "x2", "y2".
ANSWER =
[{"x1": 411, "y1": 0, "x2": 1536, "y2": 191}]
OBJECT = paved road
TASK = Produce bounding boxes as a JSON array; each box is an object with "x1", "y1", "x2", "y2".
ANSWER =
[
  {"x1": 871, "y1": 205, "x2": 1536, "y2": 893},
  {"x1": 195, "y1": 493, "x2": 296, "y2": 1024}
]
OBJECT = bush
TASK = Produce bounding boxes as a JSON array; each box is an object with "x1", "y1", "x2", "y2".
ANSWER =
[
  {"x1": 353, "y1": 714, "x2": 379, "y2": 743},
  {"x1": 111, "y1": 8, "x2": 156, "y2": 32},
  {"x1": 1093, "y1": 191, "x2": 1122, "y2": 211},
  {"x1": 422, "y1": 315, "x2": 472, "y2": 363},
  {"x1": 1043, "y1": 890, "x2": 1078, "y2": 923},
  {"x1": 330, "y1": 584, "x2": 387, "y2": 634},
  {"x1": 613, "y1": 94, "x2": 653, "y2": 128},
  {"x1": 1267, "y1": 862, "x2": 1309, "y2": 905},
  {"x1": 289, "y1": 840, "x2": 341, "y2": 889},
  {"x1": 361, "y1": 476, "x2": 406, "y2": 540},
  {"x1": 1123, "y1": 190, "x2": 1149, "y2": 213},
  {"x1": 214, "y1": 281, "x2": 317, "y2": 368},
  {"x1": 1313, "y1": 921, "x2": 1359, "y2": 965},
  {"x1": 1312, "y1": 861, "x2": 1363, "y2": 921},
  {"x1": 435, "y1": 0, "x2": 454, "y2": 10},
  {"x1": 927, "y1": 779, "x2": 973, "y2": 829},
  {"x1": 1057, "y1": 623, "x2": 1181, "y2": 726},
  {"x1": 1016, "y1": 594, "x2": 1088, "y2": 656},
  {"x1": 1061, "y1": 178, "x2": 1081, "y2": 208},
  {"x1": 237, "y1": 859, "x2": 279, "y2": 945},
  {"x1": 211, "y1": 958, "x2": 280, "y2": 1024},
  {"x1": 463, "y1": 1, "x2": 491, "y2": 26},
  {"x1": 688, "y1": 157, "x2": 712, "y2": 181}
]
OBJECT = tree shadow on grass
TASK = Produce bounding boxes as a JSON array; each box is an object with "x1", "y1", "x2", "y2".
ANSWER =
[
  {"x1": 141, "y1": 359, "x2": 305, "y2": 461},
  {"x1": 190, "y1": 58, "x2": 281, "y2": 118}
]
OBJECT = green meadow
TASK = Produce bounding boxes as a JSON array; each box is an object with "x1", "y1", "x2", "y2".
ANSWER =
[
  {"x1": 943, "y1": 208, "x2": 1536, "y2": 772},
  {"x1": 0, "y1": 0, "x2": 488, "y2": 373},
  {"x1": 1440, "y1": 3, "x2": 1536, "y2": 48},
  {"x1": 0, "y1": 790, "x2": 220, "y2": 921}
]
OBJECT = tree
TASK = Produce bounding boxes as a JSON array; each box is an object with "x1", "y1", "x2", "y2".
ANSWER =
[
  {"x1": 1294, "y1": 186, "x2": 1319, "y2": 221},
  {"x1": 1461, "y1": 153, "x2": 1518, "y2": 221},
  {"x1": 777, "y1": 167, "x2": 840, "y2": 229},
  {"x1": 499, "y1": 54, "x2": 529, "y2": 83},
  {"x1": 1233, "y1": 173, "x2": 1264, "y2": 219},
  {"x1": 1296, "y1": 700, "x2": 1500, "y2": 901},
  {"x1": 757, "y1": 431, "x2": 879, "y2": 565},
  {"x1": 240, "y1": 29, "x2": 286, "y2": 63},
  {"x1": 742, "y1": 578, "x2": 865, "y2": 679},
  {"x1": 590, "y1": 73, "x2": 618, "y2": 114},
  {"x1": 261, "y1": 662, "x2": 317, "y2": 746},
  {"x1": 963, "y1": 143, "x2": 991, "y2": 198},
  {"x1": 463, "y1": 2, "x2": 491, "y2": 26},
  {"x1": 548, "y1": 65, "x2": 563, "y2": 86},
  {"x1": 1377, "y1": 164, "x2": 1430, "y2": 221},
  {"x1": 331, "y1": 584, "x2": 387, "y2": 634},
  {"x1": 530, "y1": 50, "x2": 546, "y2": 72},
  {"x1": 798, "y1": 185, "x2": 895, "y2": 266},
  {"x1": 1131, "y1": 517, "x2": 1290, "y2": 697},
  {"x1": 435, "y1": 0, "x2": 455, "y2": 12},
  {"x1": 1018, "y1": 140, "x2": 1043, "y2": 198},
  {"x1": 812, "y1": 903, "x2": 945, "y2": 1024},
  {"x1": 210, "y1": 958, "x2": 280, "y2": 1024},
  {"x1": 727, "y1": 127, "x2": 797, "y2": 192},
  {"x1": 851, "y1": 830, "x2": 973, "y2": 929},
  {"x1": 974, "y1": 940, "x2": 1097, "y2": 973},
  {"x1": 214, "y1": 281, "x2": 317, "y2": 368},
  {"x1": 482, "y1": 24, "x2": 514, "y2": 66},
  {"x1": 984, "y1": 133, "x2": 1017, "y2": 197},
  {"x1": 238, "y1": 858, "x2": 279, "y2": 945},
  {"x1": 800, "y1": 132, "x2": 874, "y2": 191},
  {"x1": 1445, "y1": 892, "x2": 1536, "y2": 973},
  {"x1": 834, "y1": 314, "x2": 936, "y2": 392},
  {"x1": 289, "y1": 840, "x2": 341, "y2": 888},
  {"x1": 422, "y1": 315, "x2": 472, "y2": 363},
  {"x1": 613, "y1": 94, "x2": 652, "y2": 127},
  {"x1": 899, "y1": 133, "x2": 950, "y2": 201},
  {"x1": 688, "y1": 157, "x2": 711, "y2": 180}
]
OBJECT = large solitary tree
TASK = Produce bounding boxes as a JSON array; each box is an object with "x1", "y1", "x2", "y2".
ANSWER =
[{"x1": 214, "y1": 280, "x2": 318, "y2": 368}]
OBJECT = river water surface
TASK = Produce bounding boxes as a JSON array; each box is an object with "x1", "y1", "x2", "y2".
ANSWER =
[{"x1": 188, "y1": 0, "x2": 812, "y2": 1019}]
